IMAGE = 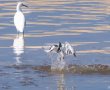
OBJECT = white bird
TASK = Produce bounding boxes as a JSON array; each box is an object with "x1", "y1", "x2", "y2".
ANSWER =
[
  {"x1": 44, "y1": 42, "x2": 76, "y2": 60},
  {"x1": 14, "y1": 2, "x2": 28, "y2": 35}
]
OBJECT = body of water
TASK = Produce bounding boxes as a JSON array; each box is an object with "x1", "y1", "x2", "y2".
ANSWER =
[{"x1": 0, "y1": 0, "x2": 110, "y2": 90}]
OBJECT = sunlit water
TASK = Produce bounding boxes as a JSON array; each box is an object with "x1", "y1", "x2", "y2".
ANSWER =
[{"x1": 0, "y1": 0, "x2": 110, "y2": 90}]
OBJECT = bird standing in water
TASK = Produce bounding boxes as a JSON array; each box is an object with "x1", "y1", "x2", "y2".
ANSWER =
[{"x1": 14, "y1": 2, "x2": 28, "y2": 36}]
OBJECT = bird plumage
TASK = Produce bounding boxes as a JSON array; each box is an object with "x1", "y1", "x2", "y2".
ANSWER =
[
  {"x1": 63, "y1": 42, "x2": 76, "y2": 56},
  {"x1": 43, "y1": 42, "x2": 76, "y2": 60},
  {"x1": 14, "y1": 2, "x2": 27, "y2": 35}
]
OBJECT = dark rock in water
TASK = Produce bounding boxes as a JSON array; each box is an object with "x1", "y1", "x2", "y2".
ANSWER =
[
  {"x1": 69, "y1": 64, "x2": 110, "y2": 74},
  {"x1": 32, "y1": 64, "x2": 110, "y2": 75},
  {"x1": 32, "y1": 65, "x2": 51, "y2": 72},
  {"x1": 4, "y1": 64, "x2": 110, "y2": 75}
]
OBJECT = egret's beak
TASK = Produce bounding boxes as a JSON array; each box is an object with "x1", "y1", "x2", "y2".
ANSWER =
[{"x1": 22, "y1": 4, "x2": 28, "y2": 7}]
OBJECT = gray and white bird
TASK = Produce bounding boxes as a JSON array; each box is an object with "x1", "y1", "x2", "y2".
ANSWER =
[
  {"x1": 44, "y1": 42, "x2": 76, "y2": 60},
  {"x1": 14, "y1": 2, "x2": 28, "y2": 35}
]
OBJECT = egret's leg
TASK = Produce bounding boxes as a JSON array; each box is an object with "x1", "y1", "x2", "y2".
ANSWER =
[
  {"x1": 17, "y1": 31, "x2": 19, "y2": 37},
  {"x1": 23, "y1": 31, "x2": 24, "y2": 37}
]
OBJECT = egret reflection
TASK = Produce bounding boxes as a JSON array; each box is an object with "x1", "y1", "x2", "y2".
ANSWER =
[{"x1": 13, "y1": 35, "x2": 24, "y2": 65}]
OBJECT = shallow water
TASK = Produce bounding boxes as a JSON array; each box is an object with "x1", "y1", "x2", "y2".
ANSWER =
[{"x1": 0, "y1": 0, "x2": 110, "y2": 90}]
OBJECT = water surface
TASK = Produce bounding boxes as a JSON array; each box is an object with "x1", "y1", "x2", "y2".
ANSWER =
[{"x1": 0, "y1": 0, "x2": 110, "y2": 90}]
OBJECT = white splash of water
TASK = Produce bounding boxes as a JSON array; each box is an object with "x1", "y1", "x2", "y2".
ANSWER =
[{"x1": 49, "y1": 53, "x2": 66, "y2": 70}]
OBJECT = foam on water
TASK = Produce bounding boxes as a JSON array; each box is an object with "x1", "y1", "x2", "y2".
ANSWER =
[
  {"x1": 51, "y1": 58, "x2": 66, "y2": 71},
  {"x1": 47, "y1": 52, "x2": 67, "y2": 71}
]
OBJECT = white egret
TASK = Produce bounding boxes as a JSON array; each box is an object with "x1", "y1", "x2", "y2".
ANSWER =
[{"x1": 14, "y1": 2, "x2": 28, "y2": 35}]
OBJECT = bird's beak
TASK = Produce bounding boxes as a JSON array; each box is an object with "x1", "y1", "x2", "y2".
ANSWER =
[{"x1": 22, "y1": 4, "x2": 28, "y2": 8}]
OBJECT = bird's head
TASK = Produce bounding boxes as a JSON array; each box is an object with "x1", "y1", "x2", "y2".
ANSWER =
[{"x1": 17, "y1": 2, "x2": 28, "y2": 8}]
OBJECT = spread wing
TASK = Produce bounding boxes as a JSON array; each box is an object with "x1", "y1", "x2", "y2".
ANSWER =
[
  {"x1": 43, "y1": 45, "x2": 57, "y2": 53},
  {"x1": 63, "y1": 42, "x2": 76, "y2": 57}
]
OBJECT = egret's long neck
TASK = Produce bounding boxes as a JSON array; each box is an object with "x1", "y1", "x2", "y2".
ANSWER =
[{"x1": 16, "y1": 4, "x2": 22, "y2": 12}]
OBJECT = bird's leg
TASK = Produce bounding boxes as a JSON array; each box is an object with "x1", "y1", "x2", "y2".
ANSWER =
[
  {"x1": 59, "y1": 52, "x2": 64, "y2": 61},
  {"x1": 73, "y1": 53, "x2": 76, "y2": 57},
  {"x1": 73, "y1": 49, "x2": 76, "y2": 57},
  {"x1": 67, "y1": 50, "x2": 69, "y2": 54},
  {"x1": 23, "y1": 31, "x2": 24, "y2": 37},
  {"x1": 17, "y1": 31, "x2": 19, "y2": 37}
]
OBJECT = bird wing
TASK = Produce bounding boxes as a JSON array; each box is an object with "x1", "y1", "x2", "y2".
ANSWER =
[
  {"x1": 64, "y1": 42, "x2": 76, "y2": 56},
  {"x1": 14, "y1": 12, "x2": 25, "y2": 32},
  {"x1": 43, "y1": 45, "x2": 56, "y2": 53}
]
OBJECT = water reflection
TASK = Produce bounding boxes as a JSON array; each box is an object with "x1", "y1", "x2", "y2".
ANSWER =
[
  {"x1": 57, "y1": 74, "x2": 76, "y2": 90},
  {"x1": 57, "y1": 74, "x2": 65, "y2": 90},
  {"x1": 13, "y1": 35, "x2": 24, "y2": 65}
]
